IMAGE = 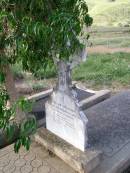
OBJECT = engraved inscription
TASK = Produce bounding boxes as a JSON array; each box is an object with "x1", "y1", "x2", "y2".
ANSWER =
[{"x1": 51, "y1": 101, "x2": 76, "y2": 129}]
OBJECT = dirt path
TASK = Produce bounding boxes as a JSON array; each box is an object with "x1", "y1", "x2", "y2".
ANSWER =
[{"x1": 87, "y1": 46, "x2": 130, "y2": 54}]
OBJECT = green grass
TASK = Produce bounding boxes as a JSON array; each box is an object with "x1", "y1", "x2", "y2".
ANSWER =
[
  {"x1": 72, "y1": 52, "x2": 130, "y2": 86},
  {"x1": 88, "y1": 27, "x2": 130, "y2": 48},
  {"x1": 86, "y1": 0, "x2": 130, "y2": 26},
  {"x1": 12, "y1": 62, "x2": 57, "y2": 80},
  {"x1": 12, "y1": 53, "x2": 130, "y2": 89},
  {"x1": 89, "y1": 36, "x2": 130, "y2": 48},
  {"x1": 33, "y1": 65, "x2": 57, "y2": 79},
  {"x1": 11, "y1": 63, "x2": 25, "y2": 80},
  {"x1": 32, "y1": 82, "x2": 48, "y2": 91}
]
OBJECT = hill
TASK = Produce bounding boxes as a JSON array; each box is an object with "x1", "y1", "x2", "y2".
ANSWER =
[{"x1": 86, "y1": 0, "x2": 130, "y2": 26}]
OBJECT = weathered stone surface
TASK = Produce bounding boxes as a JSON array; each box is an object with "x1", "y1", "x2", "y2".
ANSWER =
[
  {"x1": 0, "y1": 142, "x2": 75, "y2": 173},
  {"x1": 27, "y1": 89, "x2": 53, "y2": 101},
  {"x1": 85, "y1": 90, "x2": 130, "y2": 173},
  {"x1": 46, "y1": 90, "x2": 88, "y2": 151},
  {"x1": 79, "y1": 89, "x2": 111, "y2": 110},
  {"x1": 35, "y1": 127, "x2": 102, "y2": 173},
  {"x1": 85, "y1": 91, "x2": 130, "y2": 156}
]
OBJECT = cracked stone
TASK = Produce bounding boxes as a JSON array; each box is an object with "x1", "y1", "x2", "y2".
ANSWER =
[
  {"x1": 31, "y1": 159, "x2": 42, "y2": 168},
  {"x1": 38, "y1": 165, "x2": 50, "y2": 173},
  {"x1": 15, "y1": 158, "x2": 26, "y2": 167},
  {"x1": 24, "y1": 152, "x2": 36, "y2": 161},
  {"x1": 3, "y1": 164, "x2": 15, "y2": 173},
  {"x1": 21, "y1": 164, "x2": 33, "y2": 173}
]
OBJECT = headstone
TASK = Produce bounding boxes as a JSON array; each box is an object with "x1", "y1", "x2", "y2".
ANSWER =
[{"x1": 46, "y1": 60, "x2": 88, "y2": 151}]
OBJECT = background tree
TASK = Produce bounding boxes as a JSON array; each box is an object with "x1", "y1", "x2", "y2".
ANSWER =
[{"x1": 0, "y1": 0, "x2": 93, "y2": 152}]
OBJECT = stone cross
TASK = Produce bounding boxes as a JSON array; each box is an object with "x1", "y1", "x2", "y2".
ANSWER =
[
  {"x1": 57, "y1": 61, "x2": 72, "y2": 92},
  {"x1": 57, "y1": 47, "x2": 87, "y2": 92},
  {"x1": 46, "y1": 47, "x2": 88, "y2": 151}
]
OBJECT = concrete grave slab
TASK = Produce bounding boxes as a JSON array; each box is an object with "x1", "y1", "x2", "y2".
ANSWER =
[{"x1": 85, "y1": 90, "x2": 130, "y2": 173}]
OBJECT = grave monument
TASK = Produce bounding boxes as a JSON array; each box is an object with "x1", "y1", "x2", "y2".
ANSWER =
[
  {"x1": 46, "y1": 48, "x2": 89, "y2": 151},
  {"x1": 33, "y1": 46, "x2": 130, "y2": 173}
]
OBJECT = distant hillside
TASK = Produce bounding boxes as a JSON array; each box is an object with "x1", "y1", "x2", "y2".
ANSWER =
[{"x1": 86, "y1": 0, "x2": 130, "y2": 27}]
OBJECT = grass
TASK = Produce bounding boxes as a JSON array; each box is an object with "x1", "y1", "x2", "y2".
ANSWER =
[
  {"x1": 33, "y1": 65, "x2": 57, "y2": 79},
  {"x1": 89, "y1": 36, "x2": 130, "y2": 48},
  {"x1": 12, "y1": 53, "x2": 130, "y2": 92},
  {"x1": 86, "y1": 0, "x2": 130, "y2": 27},
  {"x1": 12, "y1": 63, "x2": 57, "y2": 80},
  {"x1": 72, "y1": 52, "x2": 130, "y2": 87},
  {"x1": 88, "y1": 27, "x2": 130, "y2": 48},
  {"x1": 32, "y1": 83, "x2": 46, "y2": 91},
  {"x1": 11, "y1": 63, "x2": 25, "y2": 80}
]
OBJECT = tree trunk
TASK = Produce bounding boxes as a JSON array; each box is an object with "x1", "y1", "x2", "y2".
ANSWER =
[{"x1": 3, "y1": 64, "x2": 26, "y2": 124}]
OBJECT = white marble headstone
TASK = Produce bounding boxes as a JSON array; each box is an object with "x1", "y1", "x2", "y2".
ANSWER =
[{"x1": 46, "y1": 90, "x2": 88, "y2": 151}]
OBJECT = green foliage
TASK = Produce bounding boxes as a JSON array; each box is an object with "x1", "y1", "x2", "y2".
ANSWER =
[
  {"x1": 0, "y1": 78, "x2": 36, "y2": 153},
  {"x1": 72, "y1": 52, "x2": 130, "y2": 86},
  {"x1": 17, "y1": 97, "x2": 33, "y2": 113},
  {"x1": 0, "y1": 0, "x2": 92, "y2": 153},
  {"x1": 0, "y1": 72, "x2": 5, "y2": 83},
  {"x1": 14, "y1": 136, "x2": 31, "y2": 153},
  {"x1": 14, "y1": 117, "x2": 36, "y2": 153},
  {"x1": 0, "y1": 86, "x2": 12, "y2": 129},
  {"x1": 0, "y1": 0, "x2": 93, "y2": 72}
]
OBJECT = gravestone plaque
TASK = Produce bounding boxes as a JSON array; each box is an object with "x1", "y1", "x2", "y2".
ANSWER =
[{"x1": 46, "y1": 61, "x2": 88, "y2": 151}]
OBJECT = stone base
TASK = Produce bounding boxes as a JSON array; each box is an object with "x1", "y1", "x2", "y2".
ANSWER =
[{"x1": 34, "y1": 127, "x2": 102, "y2": 173}]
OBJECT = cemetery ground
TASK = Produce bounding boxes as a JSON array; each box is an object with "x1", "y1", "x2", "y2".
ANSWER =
[
  {"x1": 13, "y1": 26, "x2": 130, "y2": 95},
  {"x1": 88, "y1": 27, "x2": 130, "y2": 48},
  {"x1": 1, "y1": 50, "x2": 130, "y2": 173},
  {"x1": 1, "y1": 1, "x2": 130, "y2": 172},
  {"x1": 13, "y1": 52, "x2": 130, "y2": 96},
  {"x1": 1, "y1": 26, "x2": 130, "y2": 173}
]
